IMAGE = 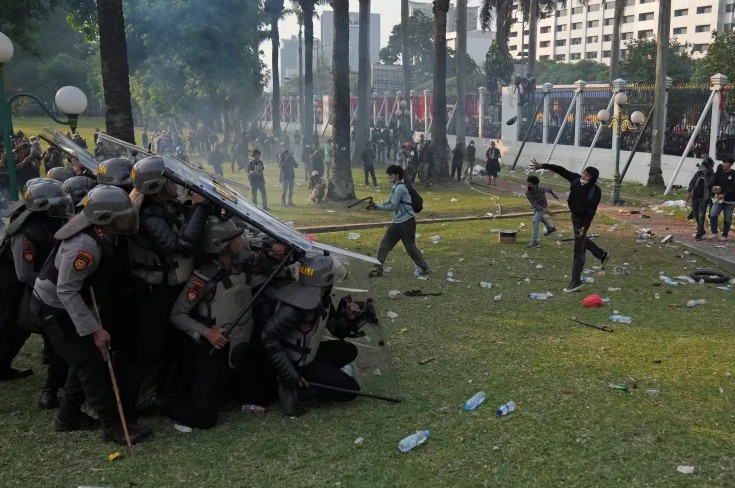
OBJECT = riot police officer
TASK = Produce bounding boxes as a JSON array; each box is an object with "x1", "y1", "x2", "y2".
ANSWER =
[
  {"x1": 262, "y1": 255, "x2": 363, "y2": 416},
  {"x1": 46, "y1": 166, "x2": 76, "y2": 183},
  {"x1": 62, "y1": 176, "x2": 96, "y2": 206},
  {"x1": 31, "y1": 185, "x2": 152, "y2": 443},
  {"x1": 127, "y1": 156, "x2": 210, "y2": 407},
  {"x1": 96, "y1": 158, "x2": 134, "y2": 192}
]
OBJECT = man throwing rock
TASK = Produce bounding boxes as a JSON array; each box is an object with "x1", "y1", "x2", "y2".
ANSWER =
[{"x1": 530, "y1": 159, "x2": 609, "y2": 292}]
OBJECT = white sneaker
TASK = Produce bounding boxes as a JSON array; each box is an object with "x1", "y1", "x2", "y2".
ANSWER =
[{"x1": 718, "y1": 235, "x2": 729, "y2": 242}]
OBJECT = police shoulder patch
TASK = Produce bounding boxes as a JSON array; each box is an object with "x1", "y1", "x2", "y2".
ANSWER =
[
  {"x1": 186, "y1": 288, "x2": 200, "y2": 302},
  {"x1": 23, "y1": 250, "x2": 35, "y2": 263},
  {"x1": 73, "y1": 250, "x2": 94, "y2": 271},
  {"x1": 191, "y1": 278, "x2": 205, "y2": 289}
]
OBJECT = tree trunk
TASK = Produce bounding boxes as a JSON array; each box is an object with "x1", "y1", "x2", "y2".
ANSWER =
[
  {"x1": 648, "y1": 0, "x2": 670, "y2": 187},
  {"x1": 495, "y1": 2, "x2": 512, "y2": 57},
  {"x1": 610, "y1": 0, "x2": 626, "y2": 84},
  {"x1": 96, "y1": 0, "x2": 135, "y2": 143},
  {"x1": 456, "y1": 0, "x2": 467, "y2": 146},
  {"x1": 528, "y1": 0, "x2": 537, "y2": 79},
  {"x1": 303, "y1": 1, "x2": 315, "y2": 142},
  {"x1": 401, "y1": 0, "x2": 410, "y2": 100},
  {"x1": 353, "y1": 0, "x2": 371, "y2": 164},
  {"x1": 327, "y1": 0, "x2": 356, "y2": 201},
  {"x1": 298, "y1": 19, "x2": 304, "y2": 134},
  {"x1": 432, "y1": 0, "x2": 450, "y2": 178},
  {"x1": 271, "y1": 13, "x2": 282, "y2": 136}
]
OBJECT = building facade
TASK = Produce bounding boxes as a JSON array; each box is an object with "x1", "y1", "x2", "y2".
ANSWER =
[
  {"x1": 320, "y1": 11, "x2": 381, "y2": 71},
  {"x1": 408, "y1": 0, "x2": 480, "y2": 31},
  {"x1": 447, "y1": 30, "x2": 497, "y2": 66},
  {"x1": 508, "y1": 0, "x2": 735, "y2": 66}
]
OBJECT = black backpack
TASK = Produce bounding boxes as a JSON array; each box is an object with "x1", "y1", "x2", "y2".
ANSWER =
[{"x1": 398, "y1": 182, "x2": 423, "y2": 213}]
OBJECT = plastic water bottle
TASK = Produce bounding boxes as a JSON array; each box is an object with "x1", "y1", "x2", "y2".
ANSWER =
[
  {"x1": 497, "y1": 401, "x2": 516, "y2": 416},
  {"x1": 608, "y1": 315, "x2": 632, "y2": 324},
  {"x1": 398, "y1": 430, "x2": 430, "y2": 453},
  {"x1": 480, "y1": 282, "x2": 494, "y2": 289},
  {"x1": 529, "y1": 292, "x2": 548, "y2": 300},
  {"x1": 463, "y1": 391, "x2": 487, "y2": 411},
  {"x1": 654, "y1": 293, "x2": 660, "y2": 300},
  {"x1": 241, "y1": 404, "x2": 269, "y2": 414},
  {"x1": 686, "y1": 299, "x2": 706, "y2": 307}
]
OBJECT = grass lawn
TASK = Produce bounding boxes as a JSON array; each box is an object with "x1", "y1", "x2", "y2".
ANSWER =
[{"x1": 1, "y1": 203, "x2": 734, "y2": 486}]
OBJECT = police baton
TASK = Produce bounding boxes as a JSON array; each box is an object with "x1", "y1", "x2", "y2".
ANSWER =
[
  {"x1": 89, "y1": 287, "x2": 134, "y2": 458},
  {"x1": 347, "y1": 196, "x2": 373, "y2": 209},
  {"x1": 210, "y1": 249, "x2": 295, "y2": 355},
  {"x1": 309, "y1": 382, "x2": 403, "y2": 403}
]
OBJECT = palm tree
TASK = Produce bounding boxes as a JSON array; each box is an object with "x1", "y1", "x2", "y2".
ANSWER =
[
  {"x1": 296, "y1": 0, "x2": 324, "y2": 144},
  {"x1": 327, "y1": 0, "x2": 355, "y2": 200},
  {"x1": 401, "y1": 0, "x2": 410, "y2": 98},
  {"x1": 96, "y1": 0, "x2": 135, "y2": 143},
  {"x1": 265, "y1": 0, "x2": 286, "y2": 136},
  {"x1": 648, "y1": 0, "x2": 670, "y2": 187},
  {"x1": 353, "y1": 0, "x2": 371, "y2": 164},
  {"x1": 456, "y1": 0, "x2": 467, "y2": 146},
  {"x1": 432, "y1": 0, "x2": 450, "y2": 178}
]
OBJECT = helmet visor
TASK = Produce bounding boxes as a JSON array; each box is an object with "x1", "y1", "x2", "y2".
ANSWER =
[
  {"x1": 108, "y1": 206, "x2": 140, "y2": 235},
  {"x1": 47, "y1": 195, "x2": 75, "y2": 219}
]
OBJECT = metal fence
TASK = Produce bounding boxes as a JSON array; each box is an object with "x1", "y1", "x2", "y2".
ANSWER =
[{"x1": 718, "y1": 84, "x2": 735, "y2": 156}]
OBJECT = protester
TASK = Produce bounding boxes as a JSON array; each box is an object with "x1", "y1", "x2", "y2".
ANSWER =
[
  {"x1": 308, "y1": 171, "x2": 326, "y2": 203},
  {"x1": 279, "y1": 149, "x2": 298, "y2": 207},
  {"x1": 248, "y1": 149, "x2": 268, "y2": 210},
  {"x1": 485, "y1": 142, "x2": 501, "y2": 186},
  {"x1": 687, "y1": 156, "x2": 716, "y2": 240},
  {"x1": 366, "y1": 165, "x2": 429, "y2": 278},
  {"x1": 362, "y1": 142, "x2": 378, "y2": 188},
  {"x1": 530, "y1": 159, "x2": 609, "y2": 292},
  {"x1": 709, "y1": 155, "x2": 735, "y2": 241},
  {"x1": 450, "y1": 142, "x2": 464, "y2": 181},
  {"x1": 525, "y1": 175, "x2": 558, "y2": 248}
]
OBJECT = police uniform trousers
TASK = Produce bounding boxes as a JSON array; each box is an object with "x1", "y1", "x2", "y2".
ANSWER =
[{"x1": 299, "y1": 340, "x2": 359, "y2": 402}]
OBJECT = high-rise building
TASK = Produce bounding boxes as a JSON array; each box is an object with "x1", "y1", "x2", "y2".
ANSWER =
[
  {"x1": 447, "y1": 30, "x2": 497, "y2": 66},
  {"x1": 280, "y1": 36, "x2": 322, "y2": 86},
  {"x1": 508, "y1": 0, "x2": 734, "y2": 67},
  {"x1": 407, "y1": 1, "x2": 480, "y2": 31},
  {"x1": 320, "y1": 11, "x2": 381, "y2": 71}
]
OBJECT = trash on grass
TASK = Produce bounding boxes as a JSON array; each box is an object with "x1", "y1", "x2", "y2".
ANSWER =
[
  {"x1": 347, "y1": 233, "x2": 361, "y2": 240},
  {"x1": 521, "y1": 253, "x2": 529, "y2": 259},
  {"x1": 496, "y1": 401, "x2": 516, "y2": 416},
  {"x1": 464, "y1": 391, "x2": 487, "y2": 411},
  {"x1": 582, "y1": 294, "x2": 603, "y2": 307},
  {"x1": 646, "y1": 389, "x2": 661, "y2": 397},
  {"x1": 529, "y1": 292, "x2": 553, "y2": 300},
  {"x1": 387, "y1": 311, "x2": 398, "y2": 320},
  {"x1": 494, "y1": 294, "x2": 503, "y2": 302},
  {"x1": 686, "y1": 299, "x2": 706, "y2": 307},
  {"x1": 609, "y1": 315, "x2": 633, "y2": 324},
  {"x1": 399, "y1": 430, "x2": 430, "y2": 453},
  {"x1": 660, "y1": 276, "x2": 685, "y2": 285},
  {"x1": 536, "y1": 264, "x2": 544, "y2": 269},
  {"x1": 608, "y1": 287, "x2": 621, "y2": 292},
  {"x1": 430, "y1": 235, "x2": 442, "y2": 244},
  {"x1": 662, "y1": 200, "x2": 687, "y2": 208},
  {"x1": 676, "y1": 466, "x2": 695, "y2": 475},
  {"x1": 354, "y1": 436, "x2": 364, "y2": 446},
  {"x1": 479, "y1": 281, "x2": 494, "y2": 288},
  {"x1": 174, "y1": 424, "x2": 192, "y2": 433},
  {"x1": 388, "y1": 290, "x2": 402, "y2": 300},
  {"x1": 450, "y1": 197, "x2": 458, "y2": 202},
  {"x1": 107, "y1": 451, "x2": 122, "y2": 462},
  {"x1": 583, "y1": 277, "x2": 595, "y2": 283},
  {"x1": 419, "y1": 357, "x2": 436, "y2": 365},
  {"x1": 607, "y1": 383, "x2": 628, "y2": 391}
]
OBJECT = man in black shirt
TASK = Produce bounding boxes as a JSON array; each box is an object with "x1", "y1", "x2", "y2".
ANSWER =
[{"x1": 248, "y1": 149, "x2": 268, "y2": 210}]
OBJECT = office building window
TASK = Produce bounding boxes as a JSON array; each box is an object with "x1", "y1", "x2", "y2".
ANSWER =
[
  {"x1": 556, "y1": 39, "x2": 567, "y2": 46},
  {"x1": 510, "y1": 31, "x2": 518, "y2": 37},
  {"x1": 603, "y1": 50, "x2": 611, "y2": 58},
  {"x1": 571, "y1": 37, "x2": 582, "y2": 45},
  {"x1": 639, "y1": 0, "x2": 654, "y2": 3},
  {"x1": 604, "y1": 18, "x2": 614, "y2": 26},
  {"x1": 556, "y1": 8, "x2": 568, "y2": 16},
  {"x1": 556, "y1": 25, "x2": 567, "y2": 32},
  {"x1": 523, "y1": 43, "x2": 529, "y2": 49},
  {"x1": 540, "y1": 26, "x2": 551, "y2": 33},
  {"x1": 603, "y1": 34, "x2": 612, "y2": 42},
  {"x1": 540, "y1": 55, "x2": 550, "y2": 60},
  {"x1": 509, "y1": 45, "x2": 517, "y2": 52},
  {"x1": 512, "y1": 3, "x2": 519, "y2": 9},
  {"x1": 673, "y1": 27, "x2": 687, "y2": 35},
  {"x1": 571, "y1": 53, "x2": 581, "y2": 60},
  {"x1": 638, "y1": 12, "x2": 654, "y2": 21},
  {"x1": 623, "y1": 15, "x2": 634, "y2": 23},
  {"x1": 571, "y1": 22, "x2": 581, "y2": 30},
  {"x1": 586, "y1": 51, "x2": 598, "y2": 59},
  {"x1": 674, "y1": 8, "x2": 688, "y2": 16},
  {"x1": 696, "y1": 6, "x2": 712, "y2": 14},
  {"x1": 524, "y1": 29, "x2": 530, "y2": 35},
  {"x1": 588, "y1": 4, "x2": 600, "y2": 12},
  {"x1": 572, "y1": 6, "x2": 584, "y2": 14},
  {"x1": 638, "y1": 29, "x2": 654, "y2": 38},
  {"x1": 692, "y1": 43, "x2": 709, "y2": 53},
  {"x1": 621, "y1": 32, "x2": 633, "y2": 40},
  {"x1": 725, "y1": 23, "x2": 733, "y2": 32},
  {"x1": 587, "y1": 35, "x2": 599, "y2": 43},
  {"x1": 726, "y1": 4, "x2": 734, "y2": 13},
  {"x1": 540, "y1": 40, "x2": 550, "y2": 47},
  {"x1": 588, "y1": 20, "x2": 600, "y2": 27},
  {"x1": 605, "y1": 2, "x2": 615, "y2": 8},
  {"x1": 555, "y1": 54, "x2": 566, "y2": 61},
  {"x1": 695, "y1": 25, "x2": 710, "y2": 33}
]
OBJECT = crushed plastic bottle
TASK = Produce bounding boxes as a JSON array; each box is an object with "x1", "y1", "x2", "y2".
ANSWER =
[
  {"x1": 463, "y1": 391, "x2": 487, "y2": 411},
  {"x1": 686, "y1": 299, "x2": 706, "y2": 307},
  {"x1": 608, "y1": 315, "x2": 632, "y2": 324},
  {"x1": 398, "y1": 430, "x2": 430, "y2": 453},
  {"x1": 583, "y1": 277, "x2": 595, "y2": 283},
  {"x1": 654, "y1": 293, "x2": 660, "y2": 300},
  {"x1": 493, "y1": 294, "x2": 503, "y2": 302},
  {"x1": 497, "y1": 401, "x2": 516, "y2": 416},
  {"x1": 529, "y1": 292, "x2": 552, "y2": 300},
  {"x1": 241, "y1": 404, "x2": 269, "y2": 414},
  {"x1": 479, "y1": 281, "x2": 494, "y2": 289}
]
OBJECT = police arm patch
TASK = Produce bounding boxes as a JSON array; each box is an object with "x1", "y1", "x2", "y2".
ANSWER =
[
  {"x1": 186, "y1": 288, "x2": 200, "y2": 302},
  {"x1": 73, "y1": 250, "x2": 94, "y2": 271}
]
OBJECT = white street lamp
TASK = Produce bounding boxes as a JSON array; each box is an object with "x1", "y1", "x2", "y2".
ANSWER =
[
  {"x1": 0, "y1": 32, "x2": 13, "y2": 64},
  {"x1": 55, "y1": 86, "x2": 88, "y2": 115},
  {"x1": 630, "y1": 110, "x2": 645, "y2": 125},
  {"x1": 597, "y1": 109, "x2": 611, "y2": 122}
]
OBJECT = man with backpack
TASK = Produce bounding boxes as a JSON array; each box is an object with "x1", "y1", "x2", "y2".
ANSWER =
[
  {"x1": 366, "y1": 165, "x2": 429, "y2": 278},
  {"x1": 530, "y1": 159, "x2": 609, "y2": 293}
]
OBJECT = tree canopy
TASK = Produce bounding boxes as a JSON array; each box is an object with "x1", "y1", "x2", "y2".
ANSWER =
[
  {"x1": 691, "y1": 31, "x2": 735, "y2": 82},
  {"x1": 0, "y1": 0, "x2": 60, "y2": 54},
  {"x1": 535, "y1": 59, "x2": 610, "y2": 84},
  {"x1": 620, "y1": 38, "x2": 693, "y2": 84}
]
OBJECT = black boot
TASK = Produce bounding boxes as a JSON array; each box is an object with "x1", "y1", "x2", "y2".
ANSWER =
[
  {"x1": 38, "y1": 388, "x2": 60, "y2": 410},
  {"x1": 278, "y1": 382, "x2": 306, "y2": 417},
  {"x1": 55, "y1": 412, "x2": 100, "y2": 432},
  {"x1": 102, "y1": 422, "x2": 153, "y2": 445}
]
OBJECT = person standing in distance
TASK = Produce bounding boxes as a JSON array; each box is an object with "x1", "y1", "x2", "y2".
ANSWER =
[
  {"x1": 530, "y1": 159, "x2": 609, "y2": 292},
  {"x1": 248, "y1": 149, "x2": 268, "y2": 210},
  {"x1": 367, "y1": 165, "x2": 429, "y2": 278}
]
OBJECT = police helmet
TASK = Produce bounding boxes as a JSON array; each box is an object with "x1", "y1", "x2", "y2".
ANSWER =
[
  {"x1": 701, "y1": 156, "x2": 715, "y2": 168},
  {"x1": 274, "y1": 255, "x2": 337, "y2": 309},
  {"x1": 46, "y1": 166, "x2": 76, "y2": 183},
  {"x1": 131, "y1": 156, "x2": 166, "y2": 195},
  {"x1": 97, "y1": 158, "x2": 134, "y2": 188},
  {"x1": 200, "y1": 216, "x2": 244, "y2": 253},
  {"x1": 23, "y1": 179, "x2": 73, "y2": 218},
  {"x1": 62, "y1": 176, "x2": 96, "y2": 204},
  {"x1": 82, "y1": 185, "x2": 139, "y2": 235}
]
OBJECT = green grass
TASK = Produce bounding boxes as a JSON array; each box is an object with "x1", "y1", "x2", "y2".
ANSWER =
[{"x1": 2, "y1": 211, "x2": 734, "y2": 487}]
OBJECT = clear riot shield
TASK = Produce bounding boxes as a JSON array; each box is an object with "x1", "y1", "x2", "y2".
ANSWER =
[
  {"x1": 321, "y1": 249, "x2": 402, "y2": 401},
  {"x1": 40, "y1": 128, "x2": 99, "y2": 173}
]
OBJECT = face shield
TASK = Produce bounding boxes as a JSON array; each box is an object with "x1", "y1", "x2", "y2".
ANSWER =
[
  {"x1": 44, "y1": 195, "x2": 75, "y2": 219},
  {"x1": 108, "y1": 207, "x2": 140, "y2": 235}
]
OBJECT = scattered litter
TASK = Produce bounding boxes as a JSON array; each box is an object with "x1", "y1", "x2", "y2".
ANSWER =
[
  {"x1": 582, "y1": 294, "x2": 603, "y2": 308},
  {"x1": 479, "y1": 281, "x2": 494, "y2": 288},
  {"x1": 485, "y1": 213, "x2": 494, "y2": 217},
  {"x1": 387, "y1": 311, "x2": 398, "y2": 320},
  {"x1": 637, "y1": 229, "x2": 656, "y2": 240},
  {"x1": 608, "y1": 287, "x2": 621, "y2": 292},
  {"x1": 174, "y1": 424, "x2": 192, "y2": 433},
  {"x1": 556, "y1": 241, "x2": 562, "y2": 245},
  {"x1": 726, "y1": 372, "x2": 732, "y2": 378},
  {"x1": 608, "y1": 315, "x2": 633, "y2": 324},
  {"x1": 384, "y1": 267, "x2": 393, "y2": 274},
  {"x1": 655, "y1": 293, "x2": 660, "y2": 300},
  {"x1": 496, "y1": 401, "x2": 516, "y2": 416},
  {"x1": 490, "y1": 228, "x2": 502, "y2": 233},
  {"x1": 660, "y1": 276, "x2": 685, "y2": 286},
  {"x1": 447, "y1": 277, "x2": 462, "y2": 283},
  {"x1": 430, "y1": 235, "x2": 442, "y2": 244},
  {"x1": 686, "y1": 299, "x2": 706, "y2": 307},
  {"x1": 607, "y1": 383, "x2": 628, "y2": 391},
  {"x1": 717, "y1": 286, "x2": 731, "y2": 291},
  {"x1": 354, "y1": 437, "x2": 364, "y2": 446},
  {"x1": 662, "y1": 200, "x2": 687, "y2": 208},
  {"x1": 492, "y1": 446, "x2": 500, "y2": 451},
  {"x1": 583, "y1": 269, "x2": 594, "y2": 274},
  {"x1": 521, "y1": 253, "x2": 529, "y2": 259},
  {"x1": 720, "y1": 387, "x2": 725, "y2": 394},
  {"x1": 241, "y1": 404, "x2": 269, "y2": 414},
  {"x1": 404, "y1": 289, "x2": 443, "y2": 297},
  {"x1": 583, "y1": 277, "x2": 595, "y2": 283},
  {"x1": 458, "y1": 258, "x2": 465, "y2": 262},
  {"x1": 347, "y1": 233, "x2": 361, "y2": 240},
  {"x1": 463, "y1": 391, "x2": 487, "y2": 411},
  {"x1": 417, "y1": 275, "x2": 429, "y2": 281},
  {"x1": 661, "y1": 234, "x2": 673, "y2": 244},
  {"x1": 493, "y1": 294, "x2": 503, "y2": 302},
  {"x1": 529, "y1": 292, "x2": 553, "y2": 300},
  {"x1": 570, "y1": 317, "x2": 613, "y2": 332},
  {"x1": 519, "y1": 223, "x2": 525, "y2": 228},
  {"x1": 326, "y1": 210, "x2": 335, "y2": 213},
  {"x1": 373, "y1": 368, "x2": 382, "y2": 376},
  {"x1": 419, "y1": 357, "x2": 436, "y2": 365},
  {"x1": 536, "y1": 264, "x2": 544, "y2": 269},
  {"x1": 399, "y1": 328, "x2": 409, "y2": 334},
  {"x1": 107, "y1": 451, "x2": 122, "y2": 462},
  {"x1": 524, "y1": 277, "x2": 531, "y2": 283},
  {"x1": 450, "y1": 198, "x2": 458, "y2": 202},
  {"x1": 674, "y1": 275, "x2": 696, "y2": 284},
  {"x1": 676, "y1": 466, "x2": 695, "y2": 475},
  {"x1": 388, "y1": 290, "x2": 402, "y2": 300},
  {"x1": 399, "y1": 430, "x2": 430, "y2": 453},
  {"x1": 613, "y1": 266, "x2": 630, "y2": 275},
  {"x1": 646, "y1": 389, "x2": 661, "y2": 397}
]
